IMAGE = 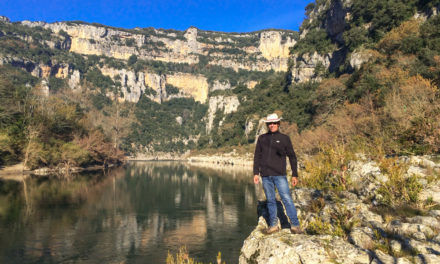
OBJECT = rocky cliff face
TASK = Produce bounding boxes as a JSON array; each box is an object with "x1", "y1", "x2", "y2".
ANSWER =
[
  {"x1": 20, "y1": 20, "x2": 297, "y2": 73},
  {"x1": 98, "y1": 68, "x2": 210, "y2": 103},
  {"x1": 289, "y1": 0, "x2": 350, "y2": 83},
  {"x1": 0, "y1": 18, "x2": 297, "y2": 105}
]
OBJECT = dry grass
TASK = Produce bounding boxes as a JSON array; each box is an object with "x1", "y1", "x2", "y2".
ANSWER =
[{"x1": 166, "y1": 247, "x2": 224, "y2": 264}]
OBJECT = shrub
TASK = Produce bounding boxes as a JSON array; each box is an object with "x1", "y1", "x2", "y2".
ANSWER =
[
  {"x1": 166, "y1": 246, "x2": 221, "y2": 264},
  {"x1": 376, "y1": 157, "x2": 423, "y2": 206},
  {"x1": 378, "y1": 19, "x2": 422, "y2": 54},
  {"x1": 85, "y1": 68, "x2": 115, "y2": 93},
  {"x1": 91, "y1": 93, "x2": 112, "y2": 110},
  {"x1": 290, "y1": 28, "x2": 334, "y2": 56},
  {"x1": 48, "y1": 76, "x2": 67, "y2": 93},
  {"x1": 125, "y1": 38, "x2": 135, "y2": 47},
  {"x1": 165, "y1": 84, "x2": 179, "y2": 95},
  {"x1": 306, "y1": 216, "x2": 332, "y2": 235},
  {"x1": 60, "y1": 142, "x2": 91, "y2": 167},
  {"x1": 127, "y1": 54, "x2": 137, "y2": 66},
  {"x1": 343, "y1": 27, "x2": 369, "y2": 51},
  {"x1": 301, "y1": 143, "x2": 355, "y2": 191}
]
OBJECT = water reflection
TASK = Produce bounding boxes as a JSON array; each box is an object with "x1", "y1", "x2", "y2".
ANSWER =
[{"x1": 0, "y1": 162, "x2": 258, "y2": 263}]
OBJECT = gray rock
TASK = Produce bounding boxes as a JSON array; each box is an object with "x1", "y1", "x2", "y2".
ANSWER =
[
  {"x1": 413, "y1": 231, "x2": 427, "y2": 241},
  {"x1": 0, "y1": 16, "x2": 10, "y2": 23},
  {"x1": 239, "y1": 217, "x2": 370, "y2": 264},
  {"x1": 356, "y1": 204, "x2": 384, "y2": 227},
  {"x1": 419, "y1": 182, "x2": 440, "y2": 204},
  {"x1": 406, "y1": 165, "x2": 427, "y2": 177},
  {"x1": 348, "y1": 160, "x2": 384, "y2": 192},
  {"x1": 414, "y1": 253, "x2": 440, "y2": 264},
  {"x1": 290, "y1": 52, "x2": 331, "y2": 83},
  {"x1": 387, "y1": 222, "x2": 434, "y2": 240},
  {"x1": 371, "y1": 250, "x2": 413, "y2": 264},
  {"x1": 429, "y1": 210, "x2": 440, "y2": 217},
  {"x1": 68, "y1": 70, "x2": 81, "y2": 90},
  {"x1": 370, "y1": 246, "x2": 412, "y2": 264},
  {"x1": 175, "y1": 116, "x2": 183, "y2": 126},
  {"x1": 410, "y1": 156, "x2": 437, "y2": 168},
  {"x1": 350, "y1": 49, "x2": 374, "y2": 70},
  {"x1": 210, "y1": 80, "x2": 231, "y2": 91},
  {"x1": 291, "y1": 187, "x2": 323, "y2": 209},
  {"x1": 349, "y1": 227, "x2": 375, "y2": 250},
  {"x1": 407, "y1": 216, "x2": 440, "y2": 230},
  {"x1": 390, "y1": 240, "x2": 402, "y2": 255},
  {"x1": 407, "y1": 239, "x2": 440, "y2": 255}
]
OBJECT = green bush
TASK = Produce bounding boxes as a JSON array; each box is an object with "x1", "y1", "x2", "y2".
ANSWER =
[
  {"x1": 128, "y1": 54, "x2": 138, "y2": 66},
  {"x1": 91, "y1": 93, "x2": 112, "y2": 110},
  {"x1": 291, "y1": 28, "x2": 334, "y2": 56},
  {"x1": 165, "y1": 84, "x2": 179, "y2": 94},
  {"x1": 125, "y1": 38, "x2": 135, "y2": 47},
  {"x1": 48, "y1": 77, "x2": 67, "y2": 93},
  {"x1": 85, "y1": 68, "x2": 115, "y2": 93}
]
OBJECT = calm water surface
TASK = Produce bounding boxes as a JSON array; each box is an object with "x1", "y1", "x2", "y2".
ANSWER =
[{"x1": 0, "y1": 161, "x2": 259, "y2": 264}]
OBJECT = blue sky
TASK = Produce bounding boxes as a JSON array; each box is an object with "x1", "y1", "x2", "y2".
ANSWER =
[{"x1": 0, "y1": 0, "x2": 312, "y2": 32}]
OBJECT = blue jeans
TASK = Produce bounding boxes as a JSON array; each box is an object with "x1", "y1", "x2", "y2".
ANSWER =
[{"x1": 262, "y1": 176, "x2": 300, "y2": 227}]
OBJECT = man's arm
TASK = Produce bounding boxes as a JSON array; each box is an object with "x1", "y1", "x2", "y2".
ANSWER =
[
  {"x1": 285, "y1": 136, "x2": 298, "y2": 178},
  {"x1": 253, "y1": 136, "x2": 262, "y2": 184}
]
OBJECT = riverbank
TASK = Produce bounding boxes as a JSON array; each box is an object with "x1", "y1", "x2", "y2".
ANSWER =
[
  {"x1": 0, "y1": 162, "x2": 119, "y2": 181},
  {"x1": 0, "y1": 163, "x2": 29, "y2": 181},
  {"x1": 128, "y1": 148, "x2": 254, "y2": 167}
]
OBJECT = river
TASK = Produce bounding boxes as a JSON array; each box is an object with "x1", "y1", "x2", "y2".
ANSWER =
[{"x1": 0, "y1": 161, "x2": 260, "y2": 264}]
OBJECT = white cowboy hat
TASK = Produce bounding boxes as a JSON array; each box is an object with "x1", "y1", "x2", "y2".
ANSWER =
[{"x1": 264, "y1": 113, "x2": 282, "y2": 123}]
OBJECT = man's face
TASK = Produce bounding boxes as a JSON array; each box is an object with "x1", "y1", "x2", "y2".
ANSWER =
[{"x1": 267, "y1": 122, "x2": 279, "y2": 133}]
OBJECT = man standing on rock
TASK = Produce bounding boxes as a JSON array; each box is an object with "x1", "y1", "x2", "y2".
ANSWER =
[{"x1": 253, "y1": 113, "x2": 303, "y2": 234}]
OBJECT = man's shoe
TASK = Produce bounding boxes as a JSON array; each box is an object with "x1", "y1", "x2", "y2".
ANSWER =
[
  {"x1": 264, "y1": 226, "x2": 279, "y2": 234},
  {"x1": 290, "y1": 226, "x2": 304, "y2": 234}
]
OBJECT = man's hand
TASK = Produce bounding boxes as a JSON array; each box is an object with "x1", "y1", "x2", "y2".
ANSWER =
[
  {"x1": 291, "y1": 177, "x2": 298, "y2": 187},
  {"x1": 253, "y1": 175, "x2": 260, "y2": 184}
]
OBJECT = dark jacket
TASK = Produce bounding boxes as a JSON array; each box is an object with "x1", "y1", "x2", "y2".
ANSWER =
[{"x1": 253, "y1": 131, "x2": 298, "y2": 177}]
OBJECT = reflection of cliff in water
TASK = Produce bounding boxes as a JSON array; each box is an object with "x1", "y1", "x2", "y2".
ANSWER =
[{"x1": 0, "y1": 161, "x2": 258, "y2": 263}]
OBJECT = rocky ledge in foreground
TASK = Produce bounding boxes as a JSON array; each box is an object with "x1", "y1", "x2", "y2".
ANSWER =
[
  {"x1": 241, "y1": 221, "x2": 370, "y2": 263},
  {"x1": 240, "y1": 156, "x2": 440, "y2": 264},
  {"x1": 241, "y1": 200, "x2": 440, "y2": 264}
]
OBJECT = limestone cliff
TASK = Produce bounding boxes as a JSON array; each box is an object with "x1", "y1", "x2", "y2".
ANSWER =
[
  {"x1": 20, "y1": 21, "x2": 297, "y2": 72},
  {"x1": 206, "y1": 95, "x2": 240, "y2": 133},
  {"x1": 1, "y1": 18, "x2": 298, "y2": 105},
  {"x1": 166, "y1": 73, "x2": 209, "y2": 103},
  {"x1": 99, "y1": 68, "x2": 209, "y2": 103}
]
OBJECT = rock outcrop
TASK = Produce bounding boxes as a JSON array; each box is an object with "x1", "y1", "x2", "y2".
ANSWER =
[
  {"x1": 206, "y1": 95, "x2": 240, "y2": 133},
  {"x1": 290, "y1": 52, "x2": 331, "y2": 83},
  {"x1": 240, "y1": 221, "x2": 370, "y2": 264},
  {"x1": 240, "y1": 156, "x2": 440, "y2": 264}
]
